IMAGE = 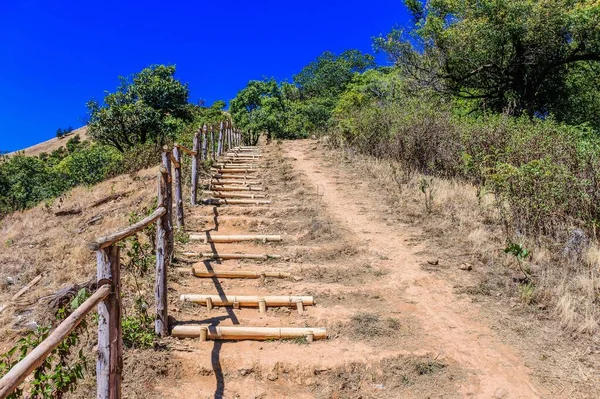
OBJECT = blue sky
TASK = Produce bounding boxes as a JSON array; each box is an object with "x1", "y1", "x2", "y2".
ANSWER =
[{"x1": 0, "y1": 0, "x2": 409, "y2": 152}]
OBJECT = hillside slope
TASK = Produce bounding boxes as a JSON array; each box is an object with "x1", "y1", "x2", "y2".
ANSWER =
[
  {"x1": 0, "y1": 165, "x2": 157, "y2": 348},
  {"x1": 6, "y1": 126, "x2": 90, "y2": 157}
]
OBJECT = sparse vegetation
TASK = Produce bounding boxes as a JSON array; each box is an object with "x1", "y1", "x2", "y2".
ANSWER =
[{"x1": 0, "y1": 289, "x2": 91, "y2": 398}]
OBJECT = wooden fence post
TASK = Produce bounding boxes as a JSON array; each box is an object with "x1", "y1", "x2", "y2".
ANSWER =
[
  {"x1": 191, "y1": 133, "x2": 200, "y2": 206},
  {"x1": 227, "y1": 121, "x2": 232, "y2": 150},
  {"x1": 217, "y1": 121, "x2": 224, "y2": 156},
  {"x1": 201, "y1": 125, "x2": 208, "y2": 161},
  {"x1": 210, "y1": 125, "x2": 215, "y2": 160},
  {"x1": 172, "y1": 145, "x2": 184, "y2": 228},
  {"x1": 155, "y1": 172, "x2": 169, "y2": 337},
  {"x1": 96, "y1": 245, "x2": 122, "y2": 399},
  {"x1": 161, "y1": 148, "x2": 174, "y2": 259}
]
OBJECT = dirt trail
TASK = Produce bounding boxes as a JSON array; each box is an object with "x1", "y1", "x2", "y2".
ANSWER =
[
  {"x1": 284, "y1": 140, "x2": 543, "y2": 398},
  {"x1": 152, "y1": 139, "x2": 550, "y2": 399}
]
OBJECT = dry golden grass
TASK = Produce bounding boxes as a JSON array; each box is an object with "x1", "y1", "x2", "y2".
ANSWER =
[
  {"x1": 6, "y1": 126, "x2": 90, "y2": 157},
  {"x1": 328, "y1": 146, "x2": 600, "y2": 336},
  {"x1": 0, "y1": 165, "x2": 158, "y2": 349}
]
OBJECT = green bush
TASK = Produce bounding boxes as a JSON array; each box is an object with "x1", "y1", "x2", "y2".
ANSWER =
[
  {"x1": 55, "y1": 144, "x2": 122, "y2": 186},
  {"x1": 330, "y1": 74, "x2": 600, "y2": 238}
]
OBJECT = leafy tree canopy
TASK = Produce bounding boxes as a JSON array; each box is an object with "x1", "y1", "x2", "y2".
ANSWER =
[
  {"x1": 293, "y1": 49, "x2": 376, "y2": 99},
  {"x1": 87, "y1": 65, "x2": 192, "y2": 152},
  {"x1": 375, "y1": 0, "x2": 600, "y2": 123},
  {"x1": 230, "y1": 79, "x2": 286, "y2": 138}
]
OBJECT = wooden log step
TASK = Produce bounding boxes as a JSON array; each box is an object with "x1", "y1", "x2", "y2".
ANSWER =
[
  {"x1": 180, "y1": 294, "x2": 314, "y2": 307},
  {"x1": 203, "y1": 192, "x2": 267, "y2": 199},
  {"x1": 212, "y1": 169, "x2": 259, "y2": 174},
  {"x1": 218, "y1": 158, "x2": 260, "y2": 162},
  {"x1": 207, "y1": 185, "x2": 264, "y2": 191},
  {"x1": 182, "y1": 252, "x2": 281, "y2": 260},
  {"x1": 172, "y1": 325, "x2": 326, "y2": 341},
  {"x1": 191, "y1": 269, "x2": 290, "y2": 279},
  {"x1": 211, "y1": 174, "x2": 260, "y2": 180},
  {"x1": 201, "y1": 198, "x2": 271, "y2": 205},
  {"x1": 215, "y1": 164, "x2": 260, "y2": 168},
  {"x1": 189, "y1": 234, "x2": 282, "y2": 243}
]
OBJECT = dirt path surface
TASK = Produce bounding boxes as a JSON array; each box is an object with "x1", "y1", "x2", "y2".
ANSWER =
[
  {"x1": 153, "y1": 139, "x2": 552, "y2": 398},
  {"x1": 285, "y1": 140, "x2": 543, "y2": 398}
]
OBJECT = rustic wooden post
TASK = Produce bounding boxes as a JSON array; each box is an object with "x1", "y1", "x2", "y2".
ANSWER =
[
  {"x1": 96, "y1": 245, "x2": 122, "y2": 399},
  {"x1": 161, "y1": 148, "x2": 174, "y2": 259},
  {"x1": 201, "y1": 125, "x2": 208, "y2": 161},
  {"x1": 191, "y1": 133, "x2": 200, "y2": 206},
  {"x1": 172, "y1": 145, "x2": 184, "y2": 228},
  {"x1": 217, "y1": 121, "x2": 224, "y2": 156},
  {"x1": 155, "y1": 172, "x2": 169, "y2": 336},
  {"x1": 210, "y1": 125, "x2": 215, "y2": 160},
  {"x1": 227, "y1": 121, "x2": 232, "y2": 150}
]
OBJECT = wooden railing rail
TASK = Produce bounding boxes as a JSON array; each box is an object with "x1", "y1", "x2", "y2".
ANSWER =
[
  {"x1": 90, "y1": 207, "x2": 166, "y2": 250},
  {"x1": 0, "y1": 285, "x2": 111, "y2": 398}
]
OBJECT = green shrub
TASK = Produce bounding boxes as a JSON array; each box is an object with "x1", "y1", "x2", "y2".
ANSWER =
[{"x1": 55, "y1": 144, "x2": 122, "y2": 186}]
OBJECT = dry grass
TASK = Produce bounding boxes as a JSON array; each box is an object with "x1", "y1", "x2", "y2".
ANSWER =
[
  {"x1": 6, "y1": 126, "x2": 90, "y2": 157},
  {"x1": 327, "y1": 145, "x2": 600, "y2": 336},
  {"x1": 311, "y1": 355, "x2": 460, "y2": 398},
  {"x1": 0, "y1": 165, "x2": 158, "y2": 349}
]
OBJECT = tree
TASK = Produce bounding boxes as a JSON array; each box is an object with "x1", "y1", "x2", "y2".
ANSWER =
[
  {"x1": 293, "y1": 49, "x2": 375, "y2": 98},
  {"x1": 87, "y1": 65, "x2": 192, "y2": 152},
  {"x1": 230, "y1": 79, "x2": 286, "y2": 139},
  {"x1": 375, "y1": 0, "x2": 600, "y2": 120}
]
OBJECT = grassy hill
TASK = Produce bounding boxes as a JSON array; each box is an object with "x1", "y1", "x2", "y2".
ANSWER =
[{"x1": 7, "y1": 126, "x2": 90, "y2": 157}]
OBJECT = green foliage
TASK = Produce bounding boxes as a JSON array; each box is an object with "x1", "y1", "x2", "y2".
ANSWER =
[
  {"x1": 230, "y1": 79, "x2": 286, "y2": 139},
  {"x1": 293, "y1": 49, "x2": 375, "y2": 99},
  {"x1": 231, "y1": 50, "x2": 374, "y2": 138},
  {"x1": 55, "y1": 127, "x2": 73, "y2": 138},
  {"x1": 122, "y1": 297, "x2": 155, "y2": 349},
  {"x1": 331, "y1": 72, "x2": 600, "y2": 239},
  {"x1": 375, "y1": 0, "x2": 600, "y2": 126},
  {"x1": 0, "y1": 155, "x2": 67, "y2": 212},
  {"x1": 87, "y1": 64, "x2": 192, "y2": 152},
  {"x1": 55, "y1": 144, "x2": 122, "y2": 186},
  {"x1": 0, "y1": 290, "x2": 90, "y2": 398}
]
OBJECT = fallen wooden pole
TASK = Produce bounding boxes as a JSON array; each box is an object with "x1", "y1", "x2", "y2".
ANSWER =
[
  {"x1": 0, "y1": 274, "x2": 43, "y2": 314},
  {"x1": 0, "y1": 285, "x2": 111, "y2": 399},
  {"x1": 189, "y1": 234, "x2": 282, "y2": 243},
  {"x1": 182, "y1": 252, "x2": 281, "y2": 260},
  {"x1": 201, "y1": 198, "x2": 271, "y2": 205},
  {"x1": 181, "y1": 294, "x2": 314, "y2": 307},
  {"x1": 191, "y1": 270, "x2": 290, "y2": 279},
  {"x1": 171, "y1": 325, "x2": 326, "y2": 341}
]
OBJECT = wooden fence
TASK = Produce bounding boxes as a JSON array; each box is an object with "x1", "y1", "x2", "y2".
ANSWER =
[{"x1": 0, "y1": 122, "x2": 245, "y2": 399}]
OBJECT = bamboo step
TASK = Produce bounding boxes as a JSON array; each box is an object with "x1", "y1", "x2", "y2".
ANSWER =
[
  {"x1": 203, "y1": 192, "x2": 267, "y2": 199},
  {"x1": 172, "y1": 325, "x2": 326, "y2": 342},
  {"x1": 188, "y1": 234, "x2": 282, "y2": 243},
  {"x1": 182, "y1": 252, "x2": 281, "y2": 260},
  {"x1": 201, "y1": 198, "x2": 271, "y2": 205},
  {"x1": 191, "y1": 269, "x2": 290, "y2": 279}
]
